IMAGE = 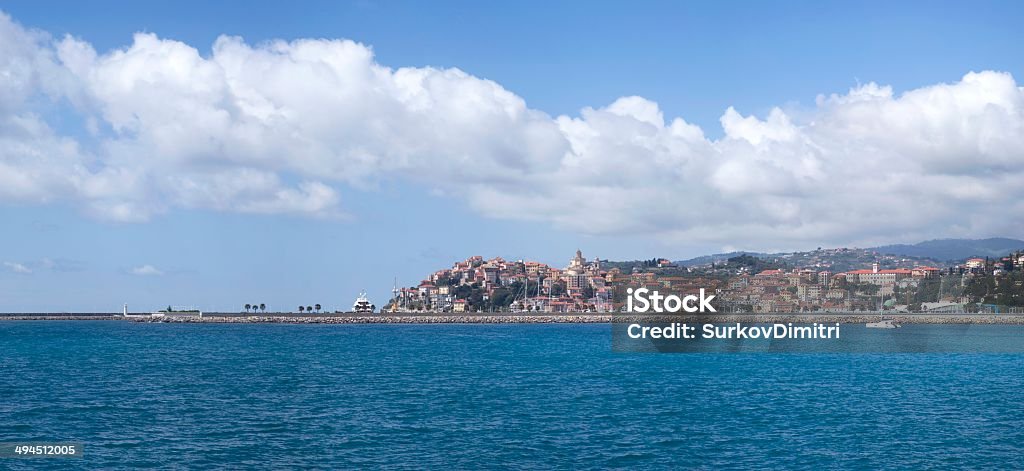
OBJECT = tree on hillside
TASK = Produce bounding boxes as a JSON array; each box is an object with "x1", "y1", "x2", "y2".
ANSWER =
[
  {"x1": 582, "y1": 285, "x2": 595, "y2": 299},
  {"x1": 725, "y1": 254, "x2": 790, "y2": 272},
  {"x1": 489, "y1": 288, "x2": 513, "y2": 309},
  {"x1": 852, "y1": 283, "x2": 880, "y2": 296},
  {"x1": 550, "y1": 280, "x2": 567, "y2": 297}
]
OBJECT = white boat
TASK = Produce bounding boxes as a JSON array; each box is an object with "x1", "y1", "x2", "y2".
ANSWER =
[
  {"x1": 353, "y1": 290, "x2": 375, "y2": 313},
  {"x1": 866, "y1": 318, "x2": 900, "y2": 329}
]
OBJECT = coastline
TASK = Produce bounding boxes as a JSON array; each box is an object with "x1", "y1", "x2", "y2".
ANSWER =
[{"x1": 4, "y1": 312, "x2": 1024, "y2": 324}]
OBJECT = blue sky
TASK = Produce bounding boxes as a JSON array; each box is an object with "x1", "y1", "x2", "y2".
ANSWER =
[{"x1": 1, "y1": 1, "x2": 1022, "y2": 311}]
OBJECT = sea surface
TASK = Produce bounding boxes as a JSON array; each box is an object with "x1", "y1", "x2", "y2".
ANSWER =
[{"x1": 2, "y1": 321, "x2": 1023, "y2": 469}]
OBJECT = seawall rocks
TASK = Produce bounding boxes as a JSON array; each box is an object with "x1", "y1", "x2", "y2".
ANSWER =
[
  {"x1": 129, "y1": 313, "x2": 1024, "y2": 325},
  {"x1": 5, "y1": 312, "x2": 1024, "y2": 324}
]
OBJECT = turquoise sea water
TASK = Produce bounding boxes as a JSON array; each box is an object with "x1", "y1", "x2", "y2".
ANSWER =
[{"x1": 2, "y1": 321, "x2": 1023, "y2": 469}]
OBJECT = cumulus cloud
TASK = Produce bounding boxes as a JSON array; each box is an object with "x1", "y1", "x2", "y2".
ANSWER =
[
  {"x1": 4, "y1": 261, "x2": 32, "y2": 274},
  {"x1": 130, "y1": 265, "x2": 163, "y2": 276},
  {"x1": 0, "y1": 12, "x2": 345, "y2": 221},
  {"x1": 1, "y1": 11, "x2": 1023, "y2": 249}
]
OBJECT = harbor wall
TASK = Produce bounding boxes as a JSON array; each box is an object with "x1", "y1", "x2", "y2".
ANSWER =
[
  {"x1": 135, "y1": 312, "x2": 1024, "y2": 324},
  {"x1": 4, "y1": 312, "x2": 1024, "y2": 324}
]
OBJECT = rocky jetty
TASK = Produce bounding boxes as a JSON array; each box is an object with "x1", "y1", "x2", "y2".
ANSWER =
[
  {"x1": 0, "y1": 315, "x2": 121, "y2": 321},
  {"x1": 6, "y1": 312, "x2": 1024, "y2": 324},
  {"x1": 130, "y1": 312, "x2": 1024, "y2": 325}
]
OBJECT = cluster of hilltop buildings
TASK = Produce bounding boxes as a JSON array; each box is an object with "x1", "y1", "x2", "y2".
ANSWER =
[
  {"x1": 388, "y1": 250, "x2": 1024, "y2": 313},
  {"x1": 723, "y1": 254, "x2": 1024, "y2": 312},
  {"x1": 390, "y1": 250, "x2": 624, "y2": 313},
  {"x1": 718, "y1": 263, "x2": 942, "y2": 312},
  {"x1": 389, "y1": 250, "x2": 720, "y2": 313},
  {"x1": 388, "y1": 248, "x2": 726, "y2": 313}
]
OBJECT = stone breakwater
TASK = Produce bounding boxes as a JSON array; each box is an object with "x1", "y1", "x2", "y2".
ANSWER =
[
  {"x1": 144, "y1": 314, "x2": 615, "y2": 324},
  {"x1": 0, "y1": 315, "x2": 121, "y2": 321},
  {"x1": 5, "y1": 313, "x2": 1024, "y2": 324},
  {"x1": 128, "y1": 313, "x2": 1024, "y2": 325}
]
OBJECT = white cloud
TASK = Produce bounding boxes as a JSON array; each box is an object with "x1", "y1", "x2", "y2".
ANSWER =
[
  {"x1": 1, "y1": 11, "x2": 1023, "y2": 249},
  {"x1": 4, "y1": 261, "x2": 32, "y2": 274},
  {"x1": 130, "y1": 265, "x2": 163, "y2": 276}
]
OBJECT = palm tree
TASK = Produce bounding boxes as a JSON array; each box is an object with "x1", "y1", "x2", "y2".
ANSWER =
[
  {"x1": 244, "y1": 303, "x2": 251, "y2": 313},
  {"x1": 298, "y1": 306, "x2": 305, "y2": 313},
  {"x1": 259, "y1": 303, "x2": 266, "y2": 313},
  {"x1": 314, "y1": 303, "x2": 321, "y2": 313},
  {"x1": 306, "y1": 306, "x2": 313, "y2": 313}
]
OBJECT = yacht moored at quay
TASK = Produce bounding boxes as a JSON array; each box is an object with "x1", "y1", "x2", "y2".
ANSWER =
[{"x1": 353, "y1": 291, "x2": 376, "y2": 313}]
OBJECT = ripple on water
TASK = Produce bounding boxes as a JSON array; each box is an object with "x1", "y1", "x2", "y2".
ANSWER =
[{"x1": 1, "y1": 322, "x2": 1023, "y2": 469}]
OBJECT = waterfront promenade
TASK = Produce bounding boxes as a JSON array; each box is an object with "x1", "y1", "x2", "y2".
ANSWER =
[{"x1": 4, "y1": 312, "x2": 1024, "y2": 324}]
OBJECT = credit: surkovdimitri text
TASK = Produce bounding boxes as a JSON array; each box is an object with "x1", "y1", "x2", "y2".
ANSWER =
[{"x1": 626, "y1": 323, "x2": 841, "y2": 339}]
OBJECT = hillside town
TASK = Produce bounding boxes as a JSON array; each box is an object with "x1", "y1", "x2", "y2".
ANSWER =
[{"x1": 386, "y1": 248, "x2": 1024, "y2": 314}]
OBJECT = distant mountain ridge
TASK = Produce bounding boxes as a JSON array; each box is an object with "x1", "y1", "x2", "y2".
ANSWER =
[
  {"x1": 674, "y1": 238, "x2": 1024, "y2": 267},
  {"x1": 870, "y1": 238, "x2": 1024, "y2": 261},
  {"x1": 676, "y1": 251, "x2": 767, "y2": 267}
]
